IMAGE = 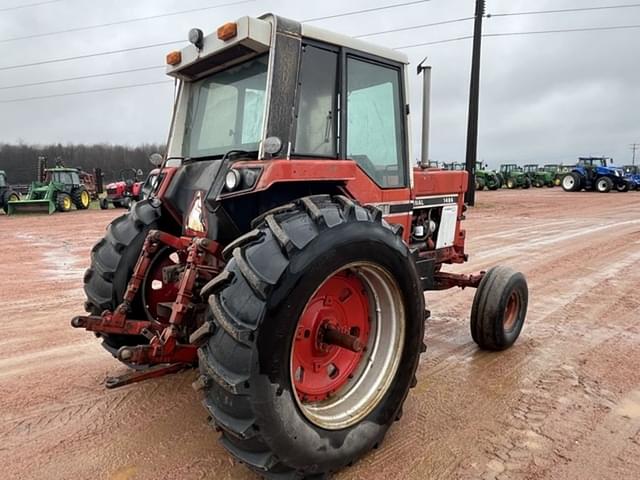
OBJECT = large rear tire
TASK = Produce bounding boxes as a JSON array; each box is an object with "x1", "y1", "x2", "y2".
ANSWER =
[
  {"x1": 72, "y1": 186, "x2": 90, "y2": 209},
  {"x1": 562, "y1": 172, "x2": 581, "y2": 192},
  {"x1": 83, "y1": 200, "x2": 161, "y2": 352},
  {"x1": 194, "y1": 195, "x2": 425, "y2": 478}
]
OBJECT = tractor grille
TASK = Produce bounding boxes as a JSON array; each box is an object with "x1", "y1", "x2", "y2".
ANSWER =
[{"x1": 107, "y1": 187, "x2": 118, "y2": 195}]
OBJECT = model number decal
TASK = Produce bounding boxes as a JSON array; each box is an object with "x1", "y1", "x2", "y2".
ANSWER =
[{"x1": 414, "y1": 196, "x2": 457, "y2": 208}]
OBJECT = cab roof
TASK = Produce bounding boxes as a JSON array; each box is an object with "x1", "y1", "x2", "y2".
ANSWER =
[{"x1": 167, "y1": 14, "x2": 408, "y2": 80}]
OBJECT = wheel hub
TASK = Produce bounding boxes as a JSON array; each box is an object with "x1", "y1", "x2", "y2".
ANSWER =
[
  {"x1": 292, "y1": 272, "x2": 370, "y2": 402},
  {"x1": 143, "y1": 249, "x2": 183, "y2": 322}
]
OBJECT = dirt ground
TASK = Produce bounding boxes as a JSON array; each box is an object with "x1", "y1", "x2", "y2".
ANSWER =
[{"x1": 1, "y1": 188, "x2": 640, "y2": 480}]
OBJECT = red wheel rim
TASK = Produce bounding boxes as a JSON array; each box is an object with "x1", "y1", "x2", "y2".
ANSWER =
[
  {"x1": 291, "y1": 272, "x2": 371, "y2": 402},
  {"x1": 503, "y1": 291, "x2": 520, "y2": 331},
  {"x1": 143, "y1": 248, "x2": 182, "y2": 322}
]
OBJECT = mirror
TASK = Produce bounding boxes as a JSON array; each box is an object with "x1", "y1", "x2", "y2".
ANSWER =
[{"x1": 149, "y1": 153, "x2": 163, "y2": 166}]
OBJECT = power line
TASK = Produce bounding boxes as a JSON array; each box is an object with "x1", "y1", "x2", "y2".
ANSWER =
[
  {"x1": 0, "y1": 1, "x2": 435, "y2": 71},
  {"x1": 0, "y1": 0, "x2": 63, "y2": 12},
  {"x1": 0, "y1": 80, "x2": 173, "y2": 104},
  {"x1": 395, "y1": 23, "x2": 640, "y2": 49},
  {"x1": 0, "y1": 40, "x2": 182, "y2": 71},
  {"x1": 487, "y1": 3, "x2": 640, "y2": 18},
  {"x1": 355, "y1": 17, "x2": 473, "y2": 39},
  {"x1": 303, "y1": 0, "x2": 431, "y2": 22},
  {"x1": 0, "y1": 65, "x2": 164, "y2": 90},
  {"x1": 0, "y1": 0, "x2": 254, "y2": 44}
]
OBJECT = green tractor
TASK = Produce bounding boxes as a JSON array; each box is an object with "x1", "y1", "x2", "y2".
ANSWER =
[
  {"x1": 543, "y1": 164, "x2": 569, "y2": 186},
  {"x1": 475, "y1": 162, "x2": 502, "y2": 190},
  {"x1": 523, "y1": 164, "x2": 555, "y2": 188},
  {"x1": 0, "y1": 170, "x2": 21, "y2": 214},
  {"x1": 8, "y1": 166, "x2": 92, "y2": 214},
  {"x1": 499, "y1": 164, "x2": 531, "y2": 189}
]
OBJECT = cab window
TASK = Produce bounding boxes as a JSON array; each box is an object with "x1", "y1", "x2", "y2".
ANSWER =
[
  {"x1": 346, "y1": 57, "x2": 406, "y2": 188},
  {"x1": 294, "y1": 45, "x2": 338, "y2": 157}
]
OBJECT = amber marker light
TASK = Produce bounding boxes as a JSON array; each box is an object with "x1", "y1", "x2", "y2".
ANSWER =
[
  {"x1": 217, "y1": 22, "x2": 237, "y2": 41},
  {"x1": 166, "y1": 51, "x2": 182, "y2": 66}
]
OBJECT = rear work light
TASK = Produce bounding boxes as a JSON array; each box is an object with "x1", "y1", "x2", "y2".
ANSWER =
[{"x1": 217, "y1": 22, "x2": 237, "y2": 41}]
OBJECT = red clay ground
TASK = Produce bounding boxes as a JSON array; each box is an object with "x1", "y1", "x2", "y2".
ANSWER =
[{"x1": 1, "y1": 188, "x2": 639, "y2": 480}]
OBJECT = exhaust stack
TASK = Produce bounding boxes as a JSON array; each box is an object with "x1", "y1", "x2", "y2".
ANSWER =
[{"x1": 417, "y1": 59, "x2": 431, "y2": 169}]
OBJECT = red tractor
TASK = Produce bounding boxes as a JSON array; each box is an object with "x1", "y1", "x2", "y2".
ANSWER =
[
  {"x1": 72, "y1": 15, "x2": 528, "y2": 478},
  {"x1": 100, "y1": 168, "x2": 144, "y2": 209}
]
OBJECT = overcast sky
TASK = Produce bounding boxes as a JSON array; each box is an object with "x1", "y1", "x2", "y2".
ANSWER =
[{"x1": 0, "y1": 0, "x2": 638, "y2": 168}]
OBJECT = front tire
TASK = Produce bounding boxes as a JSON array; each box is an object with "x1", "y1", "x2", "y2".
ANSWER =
[
  {"x1": 2, "y1": 191, "x2": 19, "y2": 214},
  {"x1": 596, "y1": 177, "x2": 613, "y2": 193},
  {"x1": 615, "y1": 182, "x2": 629, "y2": 192},
  {"x1": 195, "y1": 195, "x2": 425, "y2": 478},
  {"x1": 470, "y1": 266, "x2": 528, "y2": 350},
  {"x1": 56, "y1": 192, "x2": 72, "y2": 212}
]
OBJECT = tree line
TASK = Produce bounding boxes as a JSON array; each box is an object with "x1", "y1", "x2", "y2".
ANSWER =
[{"x1": 0, "y1": 142, "x2": 166, "y2": 185}]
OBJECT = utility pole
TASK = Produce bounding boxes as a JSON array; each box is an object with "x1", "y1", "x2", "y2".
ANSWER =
[
  {"x1": 464, "y1": 0, "x2": 485, "y2": 206},
  {"x1": 631, "y1": 143, "x2": 639, "y2": 165}
]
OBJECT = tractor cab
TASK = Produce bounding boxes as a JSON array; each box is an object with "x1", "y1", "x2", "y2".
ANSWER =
[
  {"x1": 45, "y1": 168, "x2": 81, "y2": 189},
  {"x1": 500, "y1": 164, "x2": 523, "y2": 174},
  {"x1": 577, "y1": 157, "x2": 609, "y2": 168},
  {"x1": 443, "y1": 162, "x2": 465, "y2": 171}
]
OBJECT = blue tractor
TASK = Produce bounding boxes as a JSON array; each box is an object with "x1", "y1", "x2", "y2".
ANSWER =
[
  {"x1": 561, "y1": 157, "x2": 630, "y2": 193},
  {"x1": 623, "y1": 165, "x2": 640, "y2": 190}
]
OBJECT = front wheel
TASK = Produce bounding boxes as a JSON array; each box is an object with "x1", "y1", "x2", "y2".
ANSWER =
[
  {"x1": 195, "y1": 195, "x2": 425, "y2": 478},
  {"x1": 615, "y1": 182, "x2": 629, "y2": 192},
  {"x1": 596, "y1": 177, "x2": 613, "y2": 193},
  {"x1": 56, "y1": 192, "x2": 72, "y2": 212},
  {"x1": 470, "y1": 266, "x2": 528, "y2": 350},
  {"x1": 2, "y1": 191, "x2": 19, "y2": 213}
]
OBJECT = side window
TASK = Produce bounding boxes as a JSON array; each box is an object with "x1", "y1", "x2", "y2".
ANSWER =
[
  {"x1": 346, "y1": 57, "x2": 406, "y2": 187},
  {"x1": 294, "y1": 45, "x2": 338, "y2": 157}
]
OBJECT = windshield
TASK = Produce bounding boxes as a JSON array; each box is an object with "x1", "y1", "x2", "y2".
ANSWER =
[{"x1": 182, "y1": 54, "x2": 268, "y2": 158}]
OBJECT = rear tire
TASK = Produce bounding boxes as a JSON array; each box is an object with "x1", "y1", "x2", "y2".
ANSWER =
[
  {"x1": 83, "y1": 200, "x2": 161, "y2": 353},
  {"x1": 195, "y1": 195, "x2": 425, "y2": 478},
  {"x1": 562, "y1": 172, "x2": 581, "y2": 192},
  {"x1": 72, "y1": 186, "x2": 90, "y2": 209},
  {"x1": 470, "y1": 266, "x2": 528, "y2": 350}
]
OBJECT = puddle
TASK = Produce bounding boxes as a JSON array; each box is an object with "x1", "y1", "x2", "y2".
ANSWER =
[
  {"x1": 614, "y1": 390, "x2": 640, "y2": 419},
  {"x1": 15, "y1": 233, "x2": 85, "y2": 281}
]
